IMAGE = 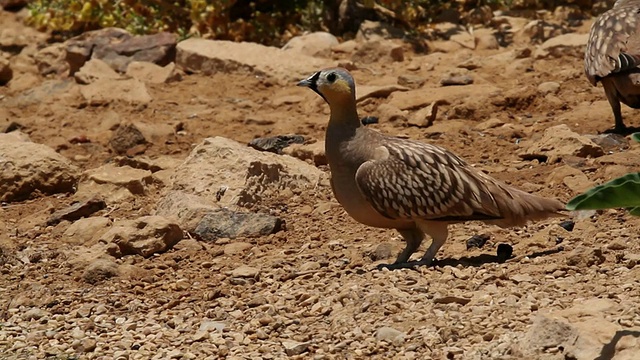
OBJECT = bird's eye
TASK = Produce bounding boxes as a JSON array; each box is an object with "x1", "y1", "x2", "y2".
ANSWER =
[{"x1": 326, "y1": 73, "x2": 337, "y2": 83}]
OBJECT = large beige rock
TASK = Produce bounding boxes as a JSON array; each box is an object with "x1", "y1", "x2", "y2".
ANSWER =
[
  {"x1": 170, "y1": 136, "x2": 325, "y2": 207},
  {"x1": 520, "y1": 124, "x2": 604, "y2": 163},
  {"x1": 534, "y1": 33, "x2": 589, "y2": 59},
  {"x1": 175, "y1": 38, "x2": 326, "y2": 82},
  {"x1": 282, "y1": 32, "x2": 339, "y2": 57},
  {"x1": 74, "y1": 58, "x2": 121, "y2": 85},
  {"x1": 519, "y1": 299, "x2": 640, "y2": 360},
  {"x1": 0, "y1": 134, "x2": 79, "y2": 202},
  {"x1": 80, "y1": 78, "x2": 151, "y2": 105},
  {"x1": 100, "y1": 216, "x2": 183, "y2": 258},
  {"x1": 125, "y1": 61, "x2": 181, "y2": 84},
  {"x1": 76, "y1": 164, "x2": 153, "y2": 203}
]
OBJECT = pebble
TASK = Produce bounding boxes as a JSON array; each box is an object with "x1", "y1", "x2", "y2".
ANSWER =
[
  {"x1": 375, "y1": 326, "x2": 405, "y2": 343},
  {"x1": 282, "y1": 340, "x2": 310, "y2": 356},
  {"x1": 231, "y1": 265, "x2": 260, "y2": 278}
]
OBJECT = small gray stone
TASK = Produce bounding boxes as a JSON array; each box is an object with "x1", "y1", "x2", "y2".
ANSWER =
[
  {"x1": 282, "y1": 340, "x2": 310, "y2": 356},
  {"x1": 22, "y1": 308, "x2": 48, "y2": 321},
  {"x1": 537, "y1": 81, "x2": 560, "y2": 96},
  {"x1": 248, "y1": 135, "x2": 305, "y2": 154},
  {"x1": 375, "y1": 326, "x2": 405, "y2": 343},
  {"x1": 82, "y1": 259, "x2": 119, "y2": 284},
  {"x1": 199, "y1": 321, "x2": 226, "y2": 333},
  {"x1": 231, "y1": 265, "x2": 260, "y2": 278},
  {"x1": 441, "y1": 74, "x2": 474, "y2": 86},
  {"x1": 370, "y1": 242, "x2": 395, "y2": 261}
]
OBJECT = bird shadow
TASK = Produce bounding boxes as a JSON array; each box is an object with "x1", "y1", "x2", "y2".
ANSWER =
[
  {"x1": 594, "y1": 330, "x2": 640, "y2": 360},
  {"x1": 602, "y1": 126, "x2": 640, "y2": 135},
  {"x1": 432, "y1": 246, "x2": 564, "y2": 268}
]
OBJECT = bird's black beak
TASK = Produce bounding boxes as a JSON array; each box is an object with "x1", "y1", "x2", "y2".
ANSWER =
[
  {"x1": 297, "y1": 77, "x2": 314, "y2": 88},
  {"x1": 297, "y1": 71, "x2": 326, "y2": 101}
]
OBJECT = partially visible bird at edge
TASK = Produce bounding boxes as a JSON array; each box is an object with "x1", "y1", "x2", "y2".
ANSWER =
[{"x1": 585, "y1": 0, "x2": 640, "y2": 133}]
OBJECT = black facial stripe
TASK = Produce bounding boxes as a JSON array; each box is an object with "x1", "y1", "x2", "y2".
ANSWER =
[{"x1": 308, "y1": 71, "x2": 322, "y2": 91}]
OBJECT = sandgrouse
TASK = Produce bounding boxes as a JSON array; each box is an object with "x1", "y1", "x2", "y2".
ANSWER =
[
  {"x1": 298, "y1": 68, "x2": 565, "y2": 269},
  {"x1": 585, "y1": 0, "x2": 640, "y2": 132}
]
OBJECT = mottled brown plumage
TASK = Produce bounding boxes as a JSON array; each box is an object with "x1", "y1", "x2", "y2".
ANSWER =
[
  {"x1": 298, "y1": 68, "x2": 565, "y2": 269},
  {"x1": 585, "y1": 0, "x2": 640, "y2": 132}
]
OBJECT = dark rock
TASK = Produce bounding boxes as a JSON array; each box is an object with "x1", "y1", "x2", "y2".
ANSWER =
[
  {"x1": 193, "y1": 208, "x2": 284, "y2": 241},
  {"x1": 66, "y1": 28, "x2": 131, "y2": 75},
  {"x1": 497, "y1": 243, "x2": 513, "y2": 262},
  {"x1": 361, "y1": 116, "x2": 379, "y2": 125},
  {"x1": 559, "y1": 220, "x2": 575, "y2": 232},
  {"x1": 109, "y1": 123, "x2": 147, "y2": 155},
  {"x1": 466, "y1": 234, "x2": 490, "y2": 250},
  {"x1": 65, "y1": 28, "x2": 177, "y2": 75},
  {"x1": 441, "y1": 75, "x2": 474, "y2": 86},
  {"x1": 248, "y1": 135, "x2": 305, "y2": 154},
  {"x1": 47, "y1": 196, "x2": 107, "y2": 226},
  {"x1": 0, "y1": 0, "x2": 27, "y2": 10},
  {"x1": 0, "y1": 56, "x2": 12, "y2": 85},
  {"x1": 586, "y1": 133, "x2": 629, "y2": 153}
]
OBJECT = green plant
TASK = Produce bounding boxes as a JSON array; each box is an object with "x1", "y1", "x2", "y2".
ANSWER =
[
  {"x1": 566, "y1": 133, "x2": 640, "y2": 216},
  {"x1": 25, "y1": 0, "x2": 524, "y2": 44},
  {"x1": 26, "y1": 0, "x2": 321, "y2": 45}
]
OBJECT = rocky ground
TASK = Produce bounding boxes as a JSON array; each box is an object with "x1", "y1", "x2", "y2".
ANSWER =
[{"x1": 1, "y1": 4, "x2": 640, "y2": 360}]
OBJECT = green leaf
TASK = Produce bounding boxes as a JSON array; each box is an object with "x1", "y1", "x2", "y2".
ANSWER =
[
  {"x1": 632, "y1": 132, "x2": 640, "y2": 144},
  {"x1": 566, "y1": 172, "x2": 640, "y2": 211}
]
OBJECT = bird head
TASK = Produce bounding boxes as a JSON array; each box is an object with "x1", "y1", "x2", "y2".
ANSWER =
[{"x1": 297, "y1": 68, "x2": 356, "y2": 105}]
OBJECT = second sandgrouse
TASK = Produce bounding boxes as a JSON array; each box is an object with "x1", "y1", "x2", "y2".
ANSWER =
[
  {"x1": 585, "y1": 0, "x2": 640, "y2": 132},
  {"x1": 298, "y1": 68, "x2": 565, "y2": 269}
]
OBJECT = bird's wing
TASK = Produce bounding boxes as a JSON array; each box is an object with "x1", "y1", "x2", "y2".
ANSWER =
[
  {"x1": 585, "y1": 4, "x2": 640, "y2": 85},
  {"x1": 354, "y1": 139, "x2": 505, "y2": 222}
]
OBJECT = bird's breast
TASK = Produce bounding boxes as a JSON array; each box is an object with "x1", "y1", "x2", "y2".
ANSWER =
[{"x1": 329, "y1": 166, "x2": 413, "y2": 230}]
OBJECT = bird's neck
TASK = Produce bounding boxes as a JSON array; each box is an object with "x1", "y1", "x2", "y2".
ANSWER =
[{"x1": 326, "y1": 98, "x2": 360, "y2": 138}]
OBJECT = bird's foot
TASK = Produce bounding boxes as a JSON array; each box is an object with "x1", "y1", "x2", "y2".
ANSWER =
[
  {"x1": 604, "y1": 125, "x2": 629, "y2": 135},
  {"x1": 377, "y1": 258, "x2": 436, "y2": 271}
]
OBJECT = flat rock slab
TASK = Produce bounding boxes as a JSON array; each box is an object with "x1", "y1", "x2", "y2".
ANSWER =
[
  {"x1": 46, "y1": 196, "x2": 107, "y2": 226},
  {"x1": 84, "y1": 164, "x2": 153, "y2": 195},
  {"x1": 534, "y1": 33, "x2": 589, "y2": 59},
  {"x1": 388, "y1": 84, "x2": 501, "y2": 110},
  {"x1": 175, "y1": 38, "x2": 326, "y2": 82},
  {"x1": 356, "y1": 84, "x2": 409, "y2": 102}
]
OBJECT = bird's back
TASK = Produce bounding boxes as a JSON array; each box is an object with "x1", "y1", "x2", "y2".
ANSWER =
[
  {"x1": 585, "y1": 1, "x2": 640, "y2": 85},
  {"x1": 343, "y1": 129, "x2": 565, "y2": 228}
]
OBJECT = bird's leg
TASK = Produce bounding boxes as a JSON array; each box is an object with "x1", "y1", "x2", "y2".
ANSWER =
[
  {"x1": 380, "y1": 221, "x2": 449, "y2": 269},
  {"x1": 417, "y1": 222, "x2": 449, "y2": 266},
  {"x1": 376, "y1": 228, "x2": 423, "y2": 270},
  {"x1": 603, "y1": 80, "x2": 627, "y2": 133}
]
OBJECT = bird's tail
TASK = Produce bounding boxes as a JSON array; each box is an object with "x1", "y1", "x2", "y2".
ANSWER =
[{"x1": 483, "y1": 181, "x2": 566, "y2": 228}]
